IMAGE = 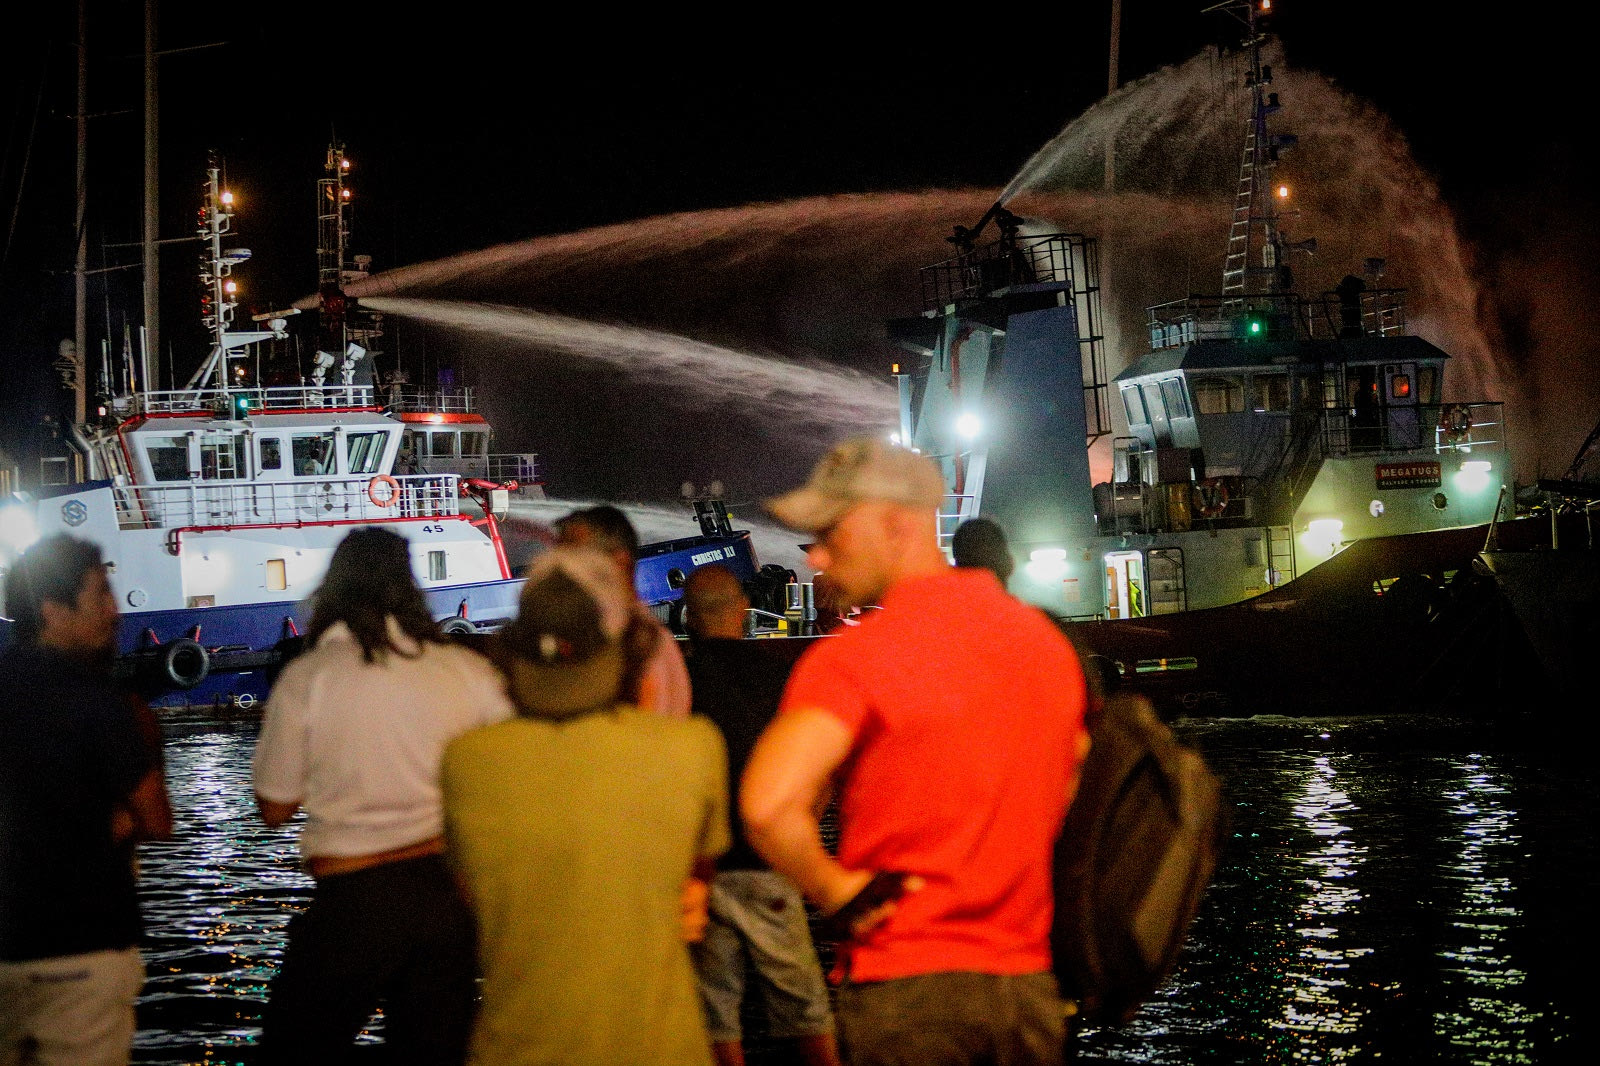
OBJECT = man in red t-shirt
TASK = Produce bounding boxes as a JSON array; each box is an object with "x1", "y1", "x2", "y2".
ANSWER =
[{"x1": 742, "y1": 437, "x2": 1089, "y2": 1066}]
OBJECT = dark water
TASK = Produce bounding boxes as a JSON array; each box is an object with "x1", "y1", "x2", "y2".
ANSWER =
[{"x1": 132, "y1": 712, "x2": 1595, "y2": 1065}]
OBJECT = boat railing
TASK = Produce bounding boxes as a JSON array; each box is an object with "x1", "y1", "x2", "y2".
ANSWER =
[
  {"x1": 137, "y1": 385, "x2": 377, "y2": 414},
  {"x1": 1316, "y1": 401, "x2": 1504, "y2": 456},
  {"x1": 383, "y1": 384, "x2": 477, "y2": 414},
  {"x1": 408, "y1": 453, "x2": 541, "y2": 487},
  {"x1": 117, "y1": 473, "x2": 461, "y2": 531},
  {"x1": 921, "y1": 233, "x2": 1094, "y2": 311},
  {"x1": 937, "y1": 493, "x2": 977, "y2": 550},
  {"x1": 1145, "y1": 288, "x2": 1410, "y2": 349}
]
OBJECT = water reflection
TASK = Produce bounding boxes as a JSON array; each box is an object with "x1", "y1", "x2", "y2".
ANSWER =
[
  {"x1": 1433, "y1": 754, "x2": 1540, "y2": 1063},
  {"x1": 132, "y1": 716, "x2": 1588, "y2": 1064},
  {"x1": 1272, "y1": 752, "x2": 1371, "y2": 1054}
]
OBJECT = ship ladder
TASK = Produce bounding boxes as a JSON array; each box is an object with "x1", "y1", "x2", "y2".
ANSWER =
[{"x1": 1266, "y1": 525, "x2": 1295, "y2": 587}]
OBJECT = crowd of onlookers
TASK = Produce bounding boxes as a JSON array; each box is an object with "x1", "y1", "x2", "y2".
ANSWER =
[{"x1": 1, "y1": 435, "x2": 1090, "y2": 1066}]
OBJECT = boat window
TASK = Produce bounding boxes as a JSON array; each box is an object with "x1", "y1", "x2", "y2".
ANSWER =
[
  {"x1": 200, "y1": 435, "x2": 248, "y2": 480},
  {"x1": 1140, "y1": 382, "x2": 1167, "y2": 424},
  {"x1": 1192, "y1": 377, "x2": 1245, "y2": 415},
  {"x1": 1122, "y1": 386, "x2": 1147, "y2": 426},
  {"x1": 266, "y1": 559, "x2": 287, "y2": 592},
  {"x1": 346, "y1": 431, "x2": 388, "y2": 475},
  {"x1": 258, "y1": 437, "x2": 282, "y2": 471},
  {"x1": 1253, "y1": 373, "x2": 1291, "y2": 412},
  {"x1": 1418, "y1": 365, "x2": 1439, "y2": 404},
  {"x1": 428, "y1": 550, "x2": 448, "y2": 581},
  {"x1": 1159, "y1": 378, "x2": 1191, "y2": 419},
  {"x1": 461, "y1": 431, "x2": 487, "y2": 456},
  {"x1": 430, "y1": 432, "x2": 457, "y2": 458},
  {"x1": 145, "y1": 436, "x2": 190, "y2": 482},
  {"x1": 292, "y1": 433, "x2": 336, "y2": 477}
]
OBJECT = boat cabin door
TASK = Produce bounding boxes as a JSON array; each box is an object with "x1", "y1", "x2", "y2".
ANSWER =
[
  {"x1": 1104, "y1": 550, "x2": 1147, "y2": 619},
  {"x1": 1383, "y1": 362, "x2": 1421, "y2": 448}
]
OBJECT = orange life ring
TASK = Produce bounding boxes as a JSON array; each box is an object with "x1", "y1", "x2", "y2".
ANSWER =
[
  {"x1": 1438, "y1": 404, "x2": 1472, "y2": 444},
  {"x1": 1192, "y1": 478, "x2": 1229, "y2": 519},
  {"x1": 367, "y1": 474, "x2": 401, "y2": 508}
]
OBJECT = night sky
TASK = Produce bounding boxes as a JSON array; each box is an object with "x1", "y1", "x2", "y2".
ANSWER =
[{"x1": 2, "y1": 1, "x2": 1594, "y2": 503}]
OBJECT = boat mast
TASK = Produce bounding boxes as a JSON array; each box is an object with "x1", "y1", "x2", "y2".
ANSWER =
[
  {"x1": 142, "y1": 0, "x2": 159, "y2": 390},
  {"x1": 1209, "y1": 0, "x2": 1297, "y2": 306},
  {"x1": 317, "y1": 144, "x2": 352, "y2": 362},
  {"x1": 200, "y1": 158, "x2": 235, "y2": 394},
  {"x1": 72, "y1": 0, "x2": 88, "y2": 428}
]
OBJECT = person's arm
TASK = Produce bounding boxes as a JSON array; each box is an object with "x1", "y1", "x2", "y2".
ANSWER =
[
  {"x1": 255, "y1": 796, "x2": 300, "y2": 827},
  {"x1": 252, "y1": 660, "x2": 311, "y2": 828},
  {"x1": 125, "y1": 698, "x2": 173, "y2": 841},
  {"x1": 741, "y1": 709, "x2": 878, "y2": 917}
]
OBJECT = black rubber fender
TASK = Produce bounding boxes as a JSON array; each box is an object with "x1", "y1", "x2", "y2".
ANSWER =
[
  {"x1": 162, "y1": 638, "x2": 211, "y2": 689},
  {"x1": 439, "y1": 617, "x2": 476, "y2": 637}
]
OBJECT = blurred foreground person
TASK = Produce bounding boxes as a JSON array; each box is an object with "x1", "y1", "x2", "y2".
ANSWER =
[
  {"x1": 682, "y1": 567, "x2": 840, "y2": 1066},
  {"x1": 744, "y1": 438, "x2": 1089, "y2": 1066},
  {"x1": 1, "y1": 535, "x2": 172, "y2": 1066},
  {"x1": 555, "y1": 505, "x2": 692, "y2": 717},
  {"x1": 443, "y1": 547, "x2": 729, "y2": 1066},
  {"x1": 251, "y1": 528, "x2": 514, "y2": 1066}
]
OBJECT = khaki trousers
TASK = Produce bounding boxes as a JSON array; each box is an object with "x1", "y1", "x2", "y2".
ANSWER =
[{"x1": 0, "y1": 948, "x2": 144, "y2": 1066}]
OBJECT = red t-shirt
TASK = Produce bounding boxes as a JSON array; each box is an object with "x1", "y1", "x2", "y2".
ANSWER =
[{"x1": 779, "y1": 567, "x2": 1087, "y2": 981}]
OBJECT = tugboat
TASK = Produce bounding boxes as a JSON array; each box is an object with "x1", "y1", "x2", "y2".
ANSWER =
[
  {"x1": 0, "y1": 159, "x2": 526, "y2": 707},
  {"x1": 889, "y1": 1, "x2": 1513, "y2": 713}
]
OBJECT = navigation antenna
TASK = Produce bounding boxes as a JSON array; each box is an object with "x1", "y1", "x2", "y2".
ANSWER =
[
  {"x1": 316, "y1": 144, "x2": 379, "y2": 383},
  {"x1": 1207, "y1": 0, "x2": 1309, "y2": 307},
  {"x1": 180, "y1": 157, "x2": 285, "y2": 398}
]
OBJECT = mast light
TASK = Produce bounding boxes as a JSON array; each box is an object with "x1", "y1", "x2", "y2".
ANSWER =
[{"x1": 220, "y1": 190, "x2": 235, "y2": 206}]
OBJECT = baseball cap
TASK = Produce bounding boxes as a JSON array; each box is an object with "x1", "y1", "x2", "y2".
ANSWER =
[
  {"x1": 765, "y1": 436, "x2": 947, "y2": 534},
  {"x1": 500, "y1": 546, "x2": 633, "y2": 716}
]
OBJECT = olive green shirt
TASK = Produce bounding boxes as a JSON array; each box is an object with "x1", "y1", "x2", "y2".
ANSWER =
[{"x1": 442, "y1": 706, "x2": 729, "y2": 1066}]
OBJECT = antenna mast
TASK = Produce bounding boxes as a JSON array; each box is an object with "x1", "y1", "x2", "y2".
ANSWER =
[{"x1": 1208, "y1": 0, "x2": 1298, "y2": 304}]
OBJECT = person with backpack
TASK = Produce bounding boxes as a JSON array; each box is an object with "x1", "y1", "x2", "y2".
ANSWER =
[{"x1": 742, "y1": 437, "x2": 1091, "y2": 1066}]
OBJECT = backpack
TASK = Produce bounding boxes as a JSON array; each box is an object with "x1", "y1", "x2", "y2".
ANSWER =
[{"x1": 1051, "y1": 690, "x2": 1225, "y2": 1027}]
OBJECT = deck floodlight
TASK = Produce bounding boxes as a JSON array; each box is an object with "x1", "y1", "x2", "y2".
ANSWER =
[{"x1": 956, "y1": 413, "x2": 981, "y2": 440}]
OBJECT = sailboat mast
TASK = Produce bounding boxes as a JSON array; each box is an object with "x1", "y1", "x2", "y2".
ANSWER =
[
  {"x1": 143, "y1": 0, "x2": 160, "y2": 390},
  {"x1": 73, "y1": 0, "x2": 88, "y2": 427}
]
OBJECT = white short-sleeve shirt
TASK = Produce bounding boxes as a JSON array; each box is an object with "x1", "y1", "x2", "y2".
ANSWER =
[{"x1": 253, "y1": 620, "x2": 515, "y2": 858}]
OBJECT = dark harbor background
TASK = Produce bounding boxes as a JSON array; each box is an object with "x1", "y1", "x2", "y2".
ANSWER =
[{"x1": 136, "y1": 708, "x2": 1593, "y2": 1064}]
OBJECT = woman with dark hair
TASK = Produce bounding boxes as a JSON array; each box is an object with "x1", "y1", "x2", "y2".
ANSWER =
[{"x1": 252, "y1": 527, "x2": 514, "y2": 1066}]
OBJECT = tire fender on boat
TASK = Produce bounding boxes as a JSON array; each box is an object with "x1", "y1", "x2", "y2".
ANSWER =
[
  {"x1": 162, "y1": 638, "x2": 211, "y2": 690},
  {"x1": 367, "y1": 474, "x2": 401, "y2": 508},
  {"x1": 439, "y1": 617, "x2": 476, "y2": 637}
]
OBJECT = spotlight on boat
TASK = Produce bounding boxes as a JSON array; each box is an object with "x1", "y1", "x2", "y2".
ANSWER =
[
  {"x1": 0, "y1": 505, "x2": 41, "y2": 557},
  {"x1": 1025, "y1": 547, "x2": 1070, "y2": 582},
  {"x1": 1300, "y1": 517, "x2": 1345, "y2": 559},
  {"x1": 956, "y1": 413, "x2": 981, "y2": 440},
  {"x1": 1454, "y1": 460, "x2": 1493, "y2": 493}
]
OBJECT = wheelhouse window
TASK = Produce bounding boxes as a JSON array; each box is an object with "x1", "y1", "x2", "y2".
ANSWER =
[
  {"x1": 346, "y1": 431, "x2": 388, "y2": 475},
  {"x1": 1192, "y1": 377, "x2": 1245, "y2": 415},
  {"x1": 430, "y1": 432, "x2": 457, "y2": 458},
  {"x1": 200, "y1": 434, "x2": 247, "y2": 480},
  {"x1": 1122, "y1": 386, "x2": 1148, "y2": 426},
  {"x1": 292, "y1": 433, "x2": 336, "y2": 477},
  {"x1": 461, "y1": 431, "x2": 487, "y2": 456},
  {"x1": 1159, "y1": 378, "x2": 1191, "y2": 419},
  {"x1": 145, "y1": 436, "x2": 190, "y2": 482},
  {"x1": 258, "y1": 437, "x2": 282, "y2": 471},
  {"x1": 1418, "y1": 365, "x2": 1439, "y2": 405},
  {"x1": 1253, "y1": 373, "x2": 1290, "y2": 412}
]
